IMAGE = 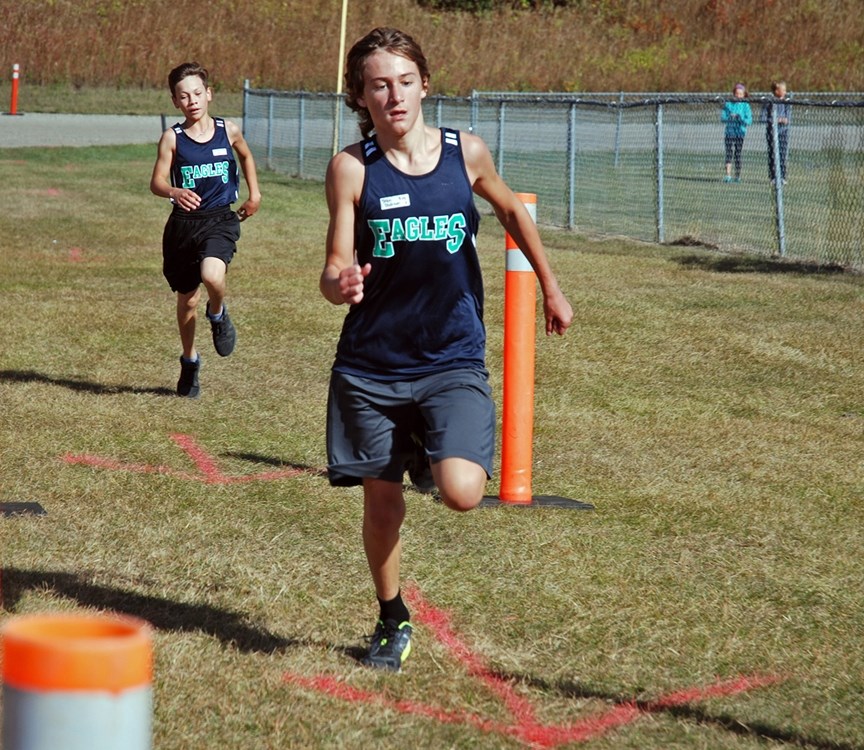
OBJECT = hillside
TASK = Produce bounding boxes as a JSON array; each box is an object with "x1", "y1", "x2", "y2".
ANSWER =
[{"x1": 1, "y1": 0, "x2": 860, "y2": 94}]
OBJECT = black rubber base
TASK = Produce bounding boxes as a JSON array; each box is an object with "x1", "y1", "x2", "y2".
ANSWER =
[
  {"x1": 1, "y1": 502, "x2": 47, "y2": 517},
  {"x1": 479, "y1": 495, "x2": 594, "y2": 510}
]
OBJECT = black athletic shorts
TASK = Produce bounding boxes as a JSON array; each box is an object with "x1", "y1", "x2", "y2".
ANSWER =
[
  {"x1": 162, "y1": 205, "x2": 240, "y2": 294},
  {"x1": 326, "y1": 367, "x2": 495, "y2": 487}
]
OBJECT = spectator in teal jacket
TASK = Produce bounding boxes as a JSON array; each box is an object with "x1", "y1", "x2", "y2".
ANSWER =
[{"x1": 721, "y1": 82, "x2": 753, "y2": 182}]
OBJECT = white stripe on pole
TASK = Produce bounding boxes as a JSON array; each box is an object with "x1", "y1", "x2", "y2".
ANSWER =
[{"x1": 504, "y1": 197, "x2": 536, "y2": 271}]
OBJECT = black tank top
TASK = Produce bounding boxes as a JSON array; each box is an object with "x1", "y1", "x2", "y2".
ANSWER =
[
  {"x1": 333, "y1": 128, "x2": 485, "y2": 380},
  {"x1": 170, "y1": 117, "x2": 239, "y2": 210}
]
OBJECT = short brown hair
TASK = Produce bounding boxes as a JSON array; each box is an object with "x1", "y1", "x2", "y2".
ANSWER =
[
  {"x1": 168, "y1": 62, "x2": 209, "y2": 96},
  {"x1": 344, "y1": 28, "x2": 430, "y2": 138}
]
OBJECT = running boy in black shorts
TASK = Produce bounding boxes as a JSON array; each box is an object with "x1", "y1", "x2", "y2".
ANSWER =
[{"x1": 150, "y1": 62, "x2": 261, "y2": 397}]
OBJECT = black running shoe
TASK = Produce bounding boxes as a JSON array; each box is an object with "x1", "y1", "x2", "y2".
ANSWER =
[
  {"x1": 362, "y1": 619, "x2": 413, "y2": 672},
  {"x1": 177, "y1": 356, "x2": 200, "y2": 398},
  {"x1": 208, "y1": 303, "x2": 236, "y2": 357}
]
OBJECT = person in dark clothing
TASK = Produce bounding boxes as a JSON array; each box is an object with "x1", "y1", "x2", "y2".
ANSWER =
[{"x1": 761, "y1": 80, "x2": 791, "y2": 184}]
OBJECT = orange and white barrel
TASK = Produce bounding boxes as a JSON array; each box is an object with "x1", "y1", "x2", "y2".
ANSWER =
[{"x1": 2, "y1": 613, "x2": 153, "y2": 750}]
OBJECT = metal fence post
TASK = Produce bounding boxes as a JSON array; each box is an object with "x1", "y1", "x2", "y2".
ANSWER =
[
  {"x1": 298, "y1": 92, "x2": 306, "y2": 178},
  {"x1": 567, "y1": 102, "x2": 577, "y2": 230},
  {"x1": 242, "y1": 79, "x2": 249, "y2": 138},
  {"x1": 470, "y1": 90, "x2": 478, "y2": 133},
  {"x1": 770, "y1": 104, "x2": 787, "y2": 257},
  {"x1": 266, "y1": 93, "x2": 274, "y2": 172},
  {"x1": 613, "y1": 91, "x2": 624, "y2": 168},
  {"x1": 655, "y1": 102, "x2": 665, "y2": 244},
  {"x1": 496, "y1": 100, "x2": 506, "y2": 178}
]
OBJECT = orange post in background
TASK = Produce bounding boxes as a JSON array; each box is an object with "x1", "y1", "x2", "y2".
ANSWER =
[
  {"x1": 499, "y1": 193, "x2": 538, "y2": 504},
  {"x1": 9, "y1": 64, "x2": 20, "y2": 115}
]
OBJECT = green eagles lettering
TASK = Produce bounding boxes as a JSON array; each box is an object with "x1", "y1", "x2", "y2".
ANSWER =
[
  {"x1": 369, "y1": 213, "x2": 467, "y2": 258},
  {"x1": 179, "y1": 161, "x2": 230, "y2": 189}
]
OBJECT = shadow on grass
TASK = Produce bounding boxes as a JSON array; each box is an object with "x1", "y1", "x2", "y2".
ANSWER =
[
  {"x1": 672, "y1": 252, "x2": 851, "y2": 276},
  {"x1": 223, "y1": 451, "x2": 327, "y2": 476},
  {"x1": 666, "y1": 174, "x2": 724, "y2": 184},
  {"x1": 508, "y1": 672, "x2": 863, "y2": 750},
  {"x1": 0, "y1": 567, "x2": 363, "y2": 661},
  {"x1": 4, "y1": 569, "x2": 858, "y2": 747},
  {"x1": 0, "y1": 369, "x2": 175, "y2": 397}
]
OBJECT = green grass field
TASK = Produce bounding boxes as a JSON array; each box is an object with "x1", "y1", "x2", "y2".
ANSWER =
[{"x1": 2, "y1": 145, "x2": 863, "y2": 749}]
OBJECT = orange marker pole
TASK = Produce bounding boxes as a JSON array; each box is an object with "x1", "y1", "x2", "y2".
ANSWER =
[
  {"x1": 499, "y1": 193, "x2": 537, "y2": 504},
  {"x1": 9, "y1": 64, "x2": 20, "y2": 115},
  {"x1": 2, "y1": 613, "x2": 153, "y2": 750}
]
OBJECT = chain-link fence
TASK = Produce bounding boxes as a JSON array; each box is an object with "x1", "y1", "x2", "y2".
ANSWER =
[{"x1": 243, "y1": 88, "x2": 864, "y2": 270}]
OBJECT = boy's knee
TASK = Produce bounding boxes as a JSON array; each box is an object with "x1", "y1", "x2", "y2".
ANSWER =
[
  {"x1": 365, "y1": 502, "x2": 404, "y2": 532},
  {"x1": 178, "y1": 288, "x2": 200, "y2": 311},
  {"x1": 363, "y1": 480, "x2": 406, "y2": 531},
  {"x1": 439, "y1": 490, "x2": 483, "y2": 512},
  {"x1": 433, "y1": 459, "x2": 487, "y2": 512},
  {"x1": 200, "y1": 257, "x2": 228, "y2": 284}
]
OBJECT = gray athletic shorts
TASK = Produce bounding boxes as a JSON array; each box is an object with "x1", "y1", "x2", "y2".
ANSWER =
[
  {"x1": 326, "y1": 367, "x2": 495, "y2": 487},
  {"x1": 162, "y1": 205, "x2": 239, "y2": 294}
]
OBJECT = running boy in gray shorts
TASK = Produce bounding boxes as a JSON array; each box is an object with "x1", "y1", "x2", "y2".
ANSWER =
[{"x1": 320, "y1": 28, "x2": 573, "y2": 673}]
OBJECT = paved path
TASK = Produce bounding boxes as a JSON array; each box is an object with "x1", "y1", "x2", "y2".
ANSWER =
[{"x1": 0, "y1": 113, "x2": 238, "y2": 148}]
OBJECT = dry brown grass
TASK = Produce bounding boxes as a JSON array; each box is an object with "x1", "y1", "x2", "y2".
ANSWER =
[{"x1": 1, "y1": 0, "x2": 861, "y2": 95}]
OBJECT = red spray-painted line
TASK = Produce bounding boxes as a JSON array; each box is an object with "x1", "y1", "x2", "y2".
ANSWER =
[
  {"x1": 644, "y1": 672, "x2": 783, "y2": 711},
  {"x1": 403, "y1": 582, "x2": 540, "y2": 726},
  {"x1": 62, "y1": 433, "x2": 324, "y2": 485},
  {"x1": 285, "y1": 668, "x2": 634, "y2": 748},
  {"x1": 285, "y1": 667, "x2": 781, "y2": 749},
  {"x1": 62, "y1": 452, "x2": 312, "y2": 484},
  {"x1": 284, "y1": 673, "x2": 517, "y2": 738},
  {"x1": 401, "y1": 583, "x2": 645, "y2": 747},
  {"x1": 285, "y1": 584, "x2": 785, "y2": 748},
  {"x1": 62, "y1": 453, "x2": 202, "y2": 482},
  {"x1": 169, "y1": 433, "x2": 225, "y2": 481}
]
